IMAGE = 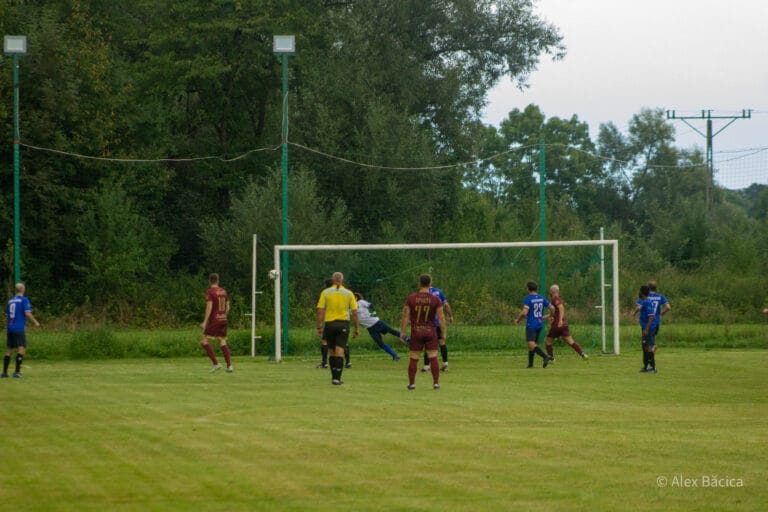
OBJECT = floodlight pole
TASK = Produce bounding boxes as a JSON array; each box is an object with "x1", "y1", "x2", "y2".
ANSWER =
[
  {"x1": 666, "y1": 109, "x2": 751, "y2": 209},
  {"x1": 4, "y1": 35, "x2": 27, "y2": 283},
  {"x1": 273, "y1": 35, "x2": 295, "y2": 356}
]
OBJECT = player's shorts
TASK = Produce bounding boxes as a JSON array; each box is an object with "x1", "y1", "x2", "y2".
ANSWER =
[
  {"x1": 525, "y1": 328, "x2": 543, "y2": 343},
  {"x1": 546, "y1": 324, "x2": 571, "y2": 339},
  {"x1": 6, "y1": 331, "x2": 27, "y2": 349},
  {"x1": 324, "y1": 320, "x2": 350, "y2": 350},
  {"x1": 204, "y1": 321, "x2": 227, "y2": 338},
  {"x1": 652, "y1": 324, "x2": 660, "y2": 337},
  {"x1": 409, "y1": 335, "x2": 439, "y2": 352},
  {"x1": 436, "y1": 325, "x2": 445, "y2": 341},
  {"x1": 642, "y1": 330, "x2": 656, "y2": 348}
]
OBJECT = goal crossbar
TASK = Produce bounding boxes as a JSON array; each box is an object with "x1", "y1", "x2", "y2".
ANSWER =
[{"x1": 271, "y1": 240, "x2": 620, "y2": 362}]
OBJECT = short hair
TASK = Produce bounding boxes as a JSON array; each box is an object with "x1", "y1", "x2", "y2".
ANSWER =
[
  {"x1": 325, "y1": 278, "x2": 334, "y2": 288},
  {"x1": 647, "y1": 280, "x2": 658, "y2": 291},
  {"x1": 208, "y1": 273, "x2": 219, "y2": 285},
  {"x1": 332, "y1": 272, "x2": 344, "y2": 285},
  {"x1": 353, "y1": 292, "x2": 362, "y2": 301},
  {"x1": 14, "y1": 283, "x2": 25, "y2": 294},
  {"x1": 549, "y1": 284, "x2": 560, "y2": 295},
  {"x1": 526, "y1": 281, "x2": 538, "y2": 292},
  {"x1": 419, "y1": 274, "x2": 432, "y2": 287},
  {"x1": 639, "y1": 284, "x2": 651, "y2": 298}
]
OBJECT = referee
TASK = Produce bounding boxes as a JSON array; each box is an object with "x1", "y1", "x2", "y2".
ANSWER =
[{"x1": 316, "y1": 272, "x2": 359, "y2": 385}]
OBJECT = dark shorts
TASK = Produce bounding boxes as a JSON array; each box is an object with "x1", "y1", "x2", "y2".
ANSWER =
[
  {"x1": 642, "y1": 330, "x2": 656, "y2": 348},
  {"x1": 652, "y1": 324, "x2": 660, "y2": 337},
  {"x1": 525, "y1": 328, "x2": 543, "y2": 343},
  {"x1": 546, "y1": 324, "x2": 571, "y2": 339},
  {"x1": 409, "y1": 335, "x2": 439, "y2": 352},
  {"x1": 204, "y1": 321, "x2": 227, "y2": 338},
  {"x1": 436, "y1": 325, "x2": 445, "y2": 341},
  {"x1": 324, "y1": 320, "x2": 350, "y2": 350},
  {"x1": 6, "y1": 331, "x2": 27, "y2": 349}
]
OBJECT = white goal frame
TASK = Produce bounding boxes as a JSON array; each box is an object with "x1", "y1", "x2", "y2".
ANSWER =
[{"x1": 269, "y1": 240, "x2": 620, "y2": 362}]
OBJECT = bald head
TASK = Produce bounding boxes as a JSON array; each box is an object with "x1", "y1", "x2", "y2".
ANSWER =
[
  {"x1": 332, "y1": 272, "x2": 344, "y2": 286},
  {"x1": 15, "y1": 283, "x2": 25, "y2": 295}
]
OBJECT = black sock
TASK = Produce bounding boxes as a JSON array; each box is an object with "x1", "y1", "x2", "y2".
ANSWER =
[
  {"x1": 649, "y1": 351, "x2": 656, "y2": 369},
  {"x1": 2, "y1": 355, "x2": 9, "y2": 374},
  {"x1": 345, "y1": 346, "x2": 350, "y2": 364},
  {"x1": 15, "y1": 354, "x2": 23, "y2": 373},
  {"x1": 440, "y1": 344, "x2": 448, "y2": 363},
  {"x1": 424, "y1": 352, "x2": 429, "y2": 366},
  {"x1": 534, "y1": 346, "x2": 547, "y2": 359},
  {"x1": 643, "y1": 351, "x2": 649, "y2": 368},
  {"x1": 321, "y1": 345, "x2": 328, "y2": 365},
  {"x1": 528, "y1": 350, "x2": 535, "y2": 367},
  {"x1": 330, "y1": 356, "x2": 343, "y2": 381}
]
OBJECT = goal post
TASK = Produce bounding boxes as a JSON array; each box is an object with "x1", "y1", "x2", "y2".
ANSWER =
[{"x1": 269, "y1": 239, "x2": 620, "y2": 362}]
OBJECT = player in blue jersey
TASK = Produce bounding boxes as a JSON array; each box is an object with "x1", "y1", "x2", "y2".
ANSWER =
[
  {"x1": 637, "y1": 284, "x2": 657, "y2": 373},
  {"x1": 514, "y1": 281, "x2": 555, "y2": 368},
  {"x1": 3, "y1": 283, "x2": 41, "y2": 379},
  {"x1": 632, "y1": 280, "x2": 670, "y2": 337},
  {"x1": 421, "y1": 284, "x2": 454, "y2": 372}
]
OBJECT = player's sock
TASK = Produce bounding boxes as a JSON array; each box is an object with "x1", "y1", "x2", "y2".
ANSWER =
[
  {"x1": 440, "y1": 345, "x2": 448, "y2": 363},
  {"x1": 15, "y1": 353, "x2": 23, "y2": 373},
  {"x1": 221, "y1": 344, "x2": 232, "y2": 367},
  {"x1": 381, "y1": 343, "x2": 397, "y2": 358},
  {"x1": 534, "y1": 346, "x2": 548, "y2": 359},
  {"x1": 321, "y1": 345, "x2": 328, "y2": 365},
  {"x1": 528, "y1": 350, "x2": 535, "y2": 367},
  {"x1": 546, "y1": 344, "x2": 554, "y2": 358},
  {"x1": 345, "y1": 346, "x2": 350, "y2": 365},
  {"x1": 570, "y1": 342, "x2": 583, "y2": 355},
  {"x1": 423, "y1": 352, "x2": 429, "y2": 367},
  {"x1": 2, "y1": 355, "x2": 9, "y2": 374},
  {"x1": 203, "y1": 344, "x2": 218, "y2": 365},
  {"x1": 649, "y1": 351, "x2": 656, "y2": 369},
  {"x1": 330, "y1": 356, "x2": 343, "y2": 381},
  {"x1": 642, "y1": 351, "x2": 649, "y2": 369},
  {"x1": 408, "y1": 358, "x2": 418, "y2": 385},
  {"x1": 429, "y1": 356, "x2": 440, "y2": 384}
]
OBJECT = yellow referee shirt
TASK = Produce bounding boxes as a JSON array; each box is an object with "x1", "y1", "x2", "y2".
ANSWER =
[{"x1": 317, "y1": 285, "x2": 357, "y2": 322}]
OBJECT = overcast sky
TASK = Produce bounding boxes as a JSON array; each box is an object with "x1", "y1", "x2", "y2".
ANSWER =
[{"x1": 483, "y1": 0, "x2": 768, "y2": 188}]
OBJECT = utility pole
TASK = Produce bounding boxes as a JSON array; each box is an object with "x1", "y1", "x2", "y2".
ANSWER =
[{"x1": 666, "y1": 109, "x2": 751, "y2": 209}]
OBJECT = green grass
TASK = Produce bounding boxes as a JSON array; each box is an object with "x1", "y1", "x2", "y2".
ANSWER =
[{"x1": 1, "y1": 345, "x2": 766, "y2": 511}]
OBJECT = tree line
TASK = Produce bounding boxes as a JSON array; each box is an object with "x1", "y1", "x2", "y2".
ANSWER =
[{"x1": 1, "y1": 1, "x2": 765, "y2": 326}]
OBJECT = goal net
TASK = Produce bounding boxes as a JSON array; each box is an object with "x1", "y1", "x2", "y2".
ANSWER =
[{"x1": 262, "y1": 240, "x2": 619, "y2": 362}]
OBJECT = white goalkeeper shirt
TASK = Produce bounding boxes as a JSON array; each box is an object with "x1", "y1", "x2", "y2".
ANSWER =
[{"x1": 356, "y1": 299, "x2": 379, "y2": 328}]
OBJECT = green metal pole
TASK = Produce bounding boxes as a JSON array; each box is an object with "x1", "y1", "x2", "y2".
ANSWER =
[
  {"x1": 12, "y1": 54, "x2": 21, "y2": 284},
  {"x1": 538, "y1": 139, "x2": 546, "y2": 293},
  {"x1": 280, "y1": 54, "x2": 289, "y2": 355}
]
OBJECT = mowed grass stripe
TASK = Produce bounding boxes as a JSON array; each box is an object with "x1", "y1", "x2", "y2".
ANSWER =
[{"x1": 1, "y1": 349, "x2": 766, "y2": 511}]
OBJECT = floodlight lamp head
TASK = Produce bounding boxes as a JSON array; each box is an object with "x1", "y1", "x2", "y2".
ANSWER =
[
  {"x1": 3, "y1": 35, "x2": 27, "y2": 55},
  {"x1": 272, "y1": 35, "x2": 295, "y2": 55}
]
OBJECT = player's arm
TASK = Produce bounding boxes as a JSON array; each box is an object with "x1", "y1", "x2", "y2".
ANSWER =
[
  {"x1": 399, "y1": 304, "x2": 410, "y2": 341},
  {"x1": 436, "y1": 304, "x2": 447, "y2": 341},
  {"x1": 443, "y1": 301, "x2": 454, "y2": 324},
  {"x1": 661, "y1": 303, "x2": 671, "y2": 316},
  {"x1": 25, "y1": 310, "x2": 40, "y2": 328},
  {"x1": 514, "y1": 306, "x2": 529, "y2": 325},
  {"x1": 351, "y1": 310, "x2": 360, "y2": 338},
  {"x1": 315, "y1": 307, "x2": 326, "y2": 338},
  {"x1": 631, "y1": 303, "x2": 641, "y2": 317},
  {"x1": 200, "y1": 300, "x2": 213, "y2": 329},
  {"x1": 643, "y1": 314, "x2": 655, "y2": 336}
]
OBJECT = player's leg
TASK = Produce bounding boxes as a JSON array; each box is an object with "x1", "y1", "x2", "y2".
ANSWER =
[
  {"x1": 544, "y1": 336, "x2": 555, "y2": 359},
  {"x1": 344, "y1": 344, "x2": 351, "y2": 368},
  {"x1": 526, "y1": 329, "x2": 550, "y2": 368},
  {"x1": 646, "y1": 333, "x2": 657, "y2": 372},
  {"x1": 369, "y1": 325, "x2": 398, "y2": 360},
  {"x1": 318, "y1": 340, "x2": 328, "y2": 368},
  {"x1": 438, "y1": 338, "x2": 448, "y2": 371},
  {"x1": 565, "y1": 335, "x2": 587, "y2": 359},
  {"x1": 14, "y1": 343, "x2": 25, "y2": 377},
  {"x1": 408, "y1": 349, "x2": 421, "y2": 389},
  {"x1": 426, "y1": 348, "x2": 441, "y2": 388},
  {"x1": 201, "y1": 336, "x2": 220, "y2": 371},
  {"x1": 218, "y1": 338, "x2": 232, "y2": 372}
]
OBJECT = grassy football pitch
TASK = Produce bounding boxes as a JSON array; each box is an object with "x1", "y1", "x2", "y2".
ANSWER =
[{"x1": 1, "y1": 348, "x2": 766, "y2": 511}]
